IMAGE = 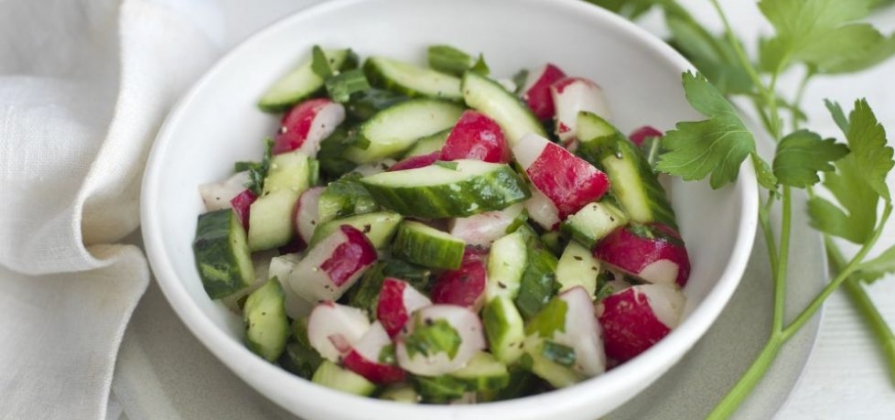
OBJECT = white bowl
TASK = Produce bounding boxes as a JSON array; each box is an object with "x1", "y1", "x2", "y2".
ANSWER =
[{"x1": 141, "y1": 0, "x2": 758, "y2": 419}]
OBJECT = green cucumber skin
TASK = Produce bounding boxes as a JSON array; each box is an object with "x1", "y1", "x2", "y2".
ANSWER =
[
  {"x1": 243, "y1": 278, "x2": 290, "y2": 362},
  {"x1": 317, "y1": 173, "x2": 379, "y2": 224},
  {"x1": 361, "y1": 163, "x2": 531, "y2": 219},
  {"x1": 308, "y1": 211, "x2": 403, "y2": 249},
  {"x1": 258, "y1": 49, "x2": 357, "y2": 113},
  {"x1": 513, "y1": 226, "x2": 559, "y2": 320},
  {"x1": 312, "y1": 361, "x2": 377, "y2": 396},
  {"x1": 392, "y1": 221, "x2": 465, "y2": 270},
  {"x1": 193, "y1": 209, "x2": 255, "y2": 300},
  {"x1": 279, "y1": 342, "x2": 323, "y2": 380},
  {"x1": 364, "y1": 56, "x2": 463, "y2": 101},
  {"x1": 561, "y1": 201, "x2": 628, "y2": 249},
  {"x1": 461, "y1": 71, "x2": 546, "y2": 145},
  {"x1": 413, "y1": 375, "x2": 467, "y2": 403}
]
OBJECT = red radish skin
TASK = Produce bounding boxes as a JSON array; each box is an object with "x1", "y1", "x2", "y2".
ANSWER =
[
  {"x1": 294, "y1": 186, "x2": 324, "y2": 244},
  {"x1": 593, "y1": 224, "x2": 691, "y2": 287},
  {"x1": 389, "y1": 152, "x2": 440, "y2": 171},
  {"x1": 343, "y1": 322, "x2": 407, "y2": 384},
  {"x1": 377, "y1": 278, "x2": 432, "y2": 337},
  {"x1": 513, "y1": 133, "x2": 610, "y2": 218},
  {"x1": 522, "y1": 63, "x2": 567, "y2": 121},
  {"x1": 629, "y1": 125, "x2": 663, "y2": 147},
  {"x1": 307, "y1": 301, "x2": 371, "y2": 362},
  {"x1": 289, "y1": 225, "x2": 377, "y2": 302},
  {"x1": 320, "y1": 226, "x2": 378, "y2": 287},
  {"x1": 230, "y1": 189, "x2": 257, "y2": 231},
  {"x1": 440, "y1": 110, "x2": 511, "y2": 163},
  {"x1": 598, "y1": 284, "x2": 684, "y2": 362},
  {"x1": 273, "y1": 98, "x2": 345, "y2": 157},
  {"x1": 551, "y1": 77, "x2": 612, "y2": 143},
  {"x1": 431, "y1": 250, "x2": 488, "y2": 311}
]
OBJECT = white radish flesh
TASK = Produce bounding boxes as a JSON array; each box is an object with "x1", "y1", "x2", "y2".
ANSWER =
[
  {"x1": 307, "y1": 301, "x2": 371, "y2": 362},
  {"x1": 294, "y1": 186, "x2": 324, "y2": 244},
  {"x1": 551, "y1": 77, "x2": 612, "y2": 143},
  {"x1": 553, "y1": 287, "x2": 606, "y2": 376},
  {"x1": 288, "y1": 225, "x2": 377, "y2": 302},
  {"x1": 395, "y1": 305, "x2": 486, "y2": 376},
  {"x1": 199, "y1": 171, "x2": 250, "y2": 211},
  {"x1": 449, "y1": 203, "x2": 524, "y2": 248}
]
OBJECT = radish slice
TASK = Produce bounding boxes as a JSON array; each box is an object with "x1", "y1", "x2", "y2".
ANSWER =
[
  {"x1": 230, "y1": 189, "x2": 257, "y2": 231},
  {"x1": 524, "y1": 188, "x2": 561, "y2": 231},
  {"x1": 440, "y1": 110, "x2": 511, "y2": 163},
  {"x1": 521, "y1": 63, "x2": 567, "y2": 121},
  {"x1": 199, "y1": 171, "x2": 250, "y2": 212},
  {"x1": 551, "y1": 77, "x2": 611, "y2": 144},
  {"x1": 553, "y1": 287, "x2": 606, "y2": 376},
  {"x1": 273, "y1": 98, "x2": 345, "y2": 157},
  {"x1": 449, "y1": 203, "x2": 525, "y2": 248},
  {"x1": 593, "y1": 224, "x2": 691, "y2": 287},
  {"x1": 629, "y1": 125, "x2": 663, "y2": 146},
  {"x1": 268, "y1": 253, "x2": 315, "y2": 319},
  {"x1": 343, "y1": 322, "x2": 407, "y2": 384},
  {"x1": 289, "y1": 225, "x2": 377, "y2": 302},
  {"x1": 395, "y1": 305, "x2": 486, "y2": 376},
  {"x1": 377, "y1": 277, "x2": 432, "y2": 337},
  {"x1": 431, "y1": 250, "x2": 488, "y2": 311},
  {"x1": 307, "y1": 301, "x2": 372, "y2": 362},
  {"x1": 353, "y1": 158, "x2": 396, "y2": 176},
  {"x1": 513, "y1": 133, "x2": 610, "y2": 219},
  {"x1": 598, "y1": 284, "x2": 685, "y2": 362},
  {"x1": 389, "y1": 152, "x2": 440, "y2": 171},
  {"x1": 294, "y1": 186, "x2": 324, "y2": 244}
]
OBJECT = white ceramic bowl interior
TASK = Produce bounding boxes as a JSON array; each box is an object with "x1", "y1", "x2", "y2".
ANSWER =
[{"x1": 142, "y1": 0, "x2": 758, "y2": 419}]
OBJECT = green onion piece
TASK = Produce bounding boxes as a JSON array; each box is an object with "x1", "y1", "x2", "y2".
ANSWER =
[
  {"x1": 311, "y1": 45, "x2": 334, "y2": 79},
  {"x1": 471, "y1": 53, "x2": 490, "y2": 76},
  {"x1": 541, "y1": 341, "x2": 576, "y2": 367},
  {"x1": 325, "y1": 69, "x2": 370, "y2": 103},
  {"x1": 428, "y1": 45, "x2": 474, "y2": 76}
]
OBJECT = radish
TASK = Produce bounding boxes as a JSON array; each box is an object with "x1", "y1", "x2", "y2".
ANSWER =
[
  {"x1": 289, "y1": 225, "x2": 377, "y2": 302},
  {"x1": 524, "y1": 188, "x2": 561, "y2": 231},
  {"x1": 552, "y1": 287, "x2": 606, "y2": 376},
  {"x1": 342, "y1": 321, "x2": 407, "y2": 384},
  {"x1": 551, "y1": 77, "x2": 611, "y2": 144},
  {"x1": 307, "y1": 301, "x2": 372, "y2": 362},
  {"x1": 199, "y1": 171, "x2": 250, "y2": 212},
  {"x1": 389, "y1": 151, "x2": 440, "y2": 171},
  {"x1": 598, "y1": 284, "x2": 685, "y2": 362},
  {"x1": 521, "y1": 63, "x2": 567, "y2": 121},
  {"x1": 273, "y1": 98, "x2": 345, "y2": 157},
  {"x1": 229, "y1": 189, "x2": 257, "y2": 231},
  {"x1": 431, "y1": 249, "x2": 488, "y2": 311},
  {"x1": 513, "y1": 133, "x2": 610, "y2": 219},
  {"x1": 395, "y1": 305, "x2": 486, "y2": 376},
  {"x1": 377, "y1": 277, "x2": 432, "y2": 338},
  {"x1": 294, "y1": 186, "x2": 324, "y2": 244},
  {"x1": 449, "y1": 203, "x2": 525, "y2": 248},
  {"x1": 268, "y1": 253, "x2": 315, "y2": 319},
  {"x1": 440, "y1": 110, "x2": 511, "y2": 163},
  {"x1": 593, "y1": 224, "x2": 691, "y2": 287},
  {"x1": 628, "y1": 125, "x2": 663, "y2": 147}
]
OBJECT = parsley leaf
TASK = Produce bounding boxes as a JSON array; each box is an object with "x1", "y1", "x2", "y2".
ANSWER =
[
  {"x1": 853, "y1": 245, "x2": 895, "y2": 284},
  {"x1": 233, "y1": 138, "x2": 274, "y2": 195},
  {"x1": 772, "y1": 130, "x2": 849, "y2": 188},
  {"x1": 524, "y1": 297, "x2": 567, "y2": 338},
  {"x1": 824, "y1": 99, "x2": 850, "y2": 133},
  {"x1": 310, "y1": 45, "x2": 334, "y2": 79},
  {"x1": 666, "y1": 15, "x2": 753, "y2": 95},
  {"x1": 541, "y1": 341, "x2": 576, "y2": 367},
  {"x1": 656, "y1": 72, "x2": 757, "y2": 189},
  {"x1": 842, "y1": 99, "x2": 894, "y2": 201},
  {"x1": 404, "y1": 318, "x2": 462, "y2": 360}
]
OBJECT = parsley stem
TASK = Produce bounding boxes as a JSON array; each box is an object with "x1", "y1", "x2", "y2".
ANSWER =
[
  {"x1": 773, "y1": 187, "x2": 792, "y2": 332},
  {"x1": 759, "y1": 194, "x2": 778, "y2": 277}
]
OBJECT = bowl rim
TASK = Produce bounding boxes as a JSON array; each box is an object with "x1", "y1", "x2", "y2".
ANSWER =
[{"x1": 141, "y1": 0, "x2": 759, "y2": 417}]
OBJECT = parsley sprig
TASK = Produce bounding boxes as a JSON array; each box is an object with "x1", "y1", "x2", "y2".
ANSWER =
[{"x1": 588, "y1": 0, "x2": 895, "y2": 417}]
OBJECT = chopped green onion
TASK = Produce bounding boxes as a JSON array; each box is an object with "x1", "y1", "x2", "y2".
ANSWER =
[
  {"x1": 541, "y1": 341, "x2": 576, "y2": 367},
  {"x1": 524, "y1": 297, "x2": 567, "y2": 338},
  {"x1": 428, "y1": 44, "x2": 474, "y2": 76},
  {"x1": 325, "y1": 69, "x2": 370, "y2": 103}
]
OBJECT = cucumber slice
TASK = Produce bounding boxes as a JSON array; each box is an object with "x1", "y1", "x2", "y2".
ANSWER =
[
  {"x1": 243, "y1": 278, "x2": 289, "y2": 361},
  {"x1": 461, "y1": 71, "x2": 546, "y2": 146},
  {"x1": 258, "y1": 48, "x2": 356, "y2": 112},
  {"x1": 483, "y1": 296, "x2": 525, "y2": 364},
  {"x1": 248, "y1": 150, "x2": 311, "y2": 251},
  {"x1": 345, "y1": 99, "x2": 465, "y2": 163},
  {"x1": 449, "y1": 352, "x2": 510, "y2": 391},
  {"x1": 364, "y1": 56, "x2": 463, "y2": 101},
  {"x1": 561, "y1": 200, "x2": 628, "y2": 249},
  {"x1": 486, "y1": 231, "x2": 527, "y2": 301},
  {"x1": 279, "y1": 342, "x2": 323, "y2": 380},
  {"x1": 360, "y1": 160, "x2": 530, "y2": 219},
  {"x1": 576, "y1": 111, "x2": 677, "y2": 229},
  {"x1": 311, "y1": 360, "x2": 377, "y2": 396},
  {"x1": 521, "y1": 336, "x2": 584, "y2": 388},
  {"x1": 378, "y1": 384, "x2": 420, "y2": 403},
  {"x1": 308, "y1": 211, "x2": 403, "y2": 249},
  {"x1": 556, "y1": 242, "x2": 601, "y2": 299},
  {"x1": 393, "y1": 221, "x2": 465, "y2": 270},
  {"x1": 401, "y1": 129, "x2": 450, "y2": 158},
  {"x1": 193, "y1": 209, "x2": 255, "y2": 299},
  {"x1": 317, "y1": 173, "x2": 379, "y2": 224},
  {"x1": 513, "y1": 227, "x2": 559, "y2": 320}
]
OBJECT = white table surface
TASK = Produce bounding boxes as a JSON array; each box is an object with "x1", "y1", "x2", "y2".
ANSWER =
[{"x1": 125, "y1": 1, "x2": 895, "y2": 418}]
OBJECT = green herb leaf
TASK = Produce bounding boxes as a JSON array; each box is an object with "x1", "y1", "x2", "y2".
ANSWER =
[
  {"x1": 427, "y1": 45, "x2": 474, "y2": 77},
  {"x1": 772, "y1": 130, "x2": 849, "y2": 188},
  {"x1": 234, "y1": 138, "x2": 274, "y2": 195},
  {"x1": 434, "y1": 161, "x2": 459, "y2": 170},
  {"x1": 841, "y1": 99, "x2": 893, "y2": 201},
  {"x1": 524, "y1": 297, "x2": 568, "y2": 338},
  {"x1": 378, "y1": 343, "x2": 397, "y2": 364},
  {"x1": 511, "y1": 69, "x2": 529, "y2": 95},
  {"x1": 404, "y1": 318, "x2": 462, "y2": 360},
  {"x1": 853, "y1": 245, "x2": 895, "y2": 283},
  {"x1": 541, "y1": 341, "x2": 576, "y2": 367},
  {"x1": 825, "y1": 99, "x2": 850, "y2": 133},
  {"x1": 666, "y1": 15, "x2": 754, "y2": 95},
  {"x1": 471, "y1": 53, "x2": 490, "y2": 76},
  {"x1": 657, "y1": 72, "x2": 757, "y2": 189},
  {"x1": 310, "y1": 45, "x2": 334, "y2": 79},
  {"x1": 751, "y1": 153, "x2": 778, "y2": 190},
  {"x1": 325, "y1": 69, "x2": 370, "y2": 103}
]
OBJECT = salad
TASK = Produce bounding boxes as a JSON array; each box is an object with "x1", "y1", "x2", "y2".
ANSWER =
[{"x1": 191, "y1": 44, "x2": 691, "y2": 403}]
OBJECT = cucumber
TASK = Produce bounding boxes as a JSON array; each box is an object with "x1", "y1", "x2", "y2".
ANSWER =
[
  {"x1": 346, "y1": 88, "x2": 409, "y2": 121},
  {"x1": 449, "y1": 352, "x2": 510, "y2": 391},
  {"x1": 539, "y1": 231, "x2": 566, "y2": 257},
  {"x1": 364, "y1": 56, "x2": 463, "y2": 101},
  {"x1": 413, "y1": 375, "x2": 467, "y2": 403},
  {"x1": 360, "y1": 160, "x2": 530, "y2": 219},
  {"x1": 378, "y1": 384, "x2": 420, "y2": 403},
  {"x1": 279, "y1": 342, "x2": 323, "y2": 380},
  {"x1": 401, "y1": 129, "x2": 450, "y2": 158},
  {"x1": 317, "y1": 124, "x2": 361, "y2": 178},
  {"x1": 555, "y1": 242, "x2": 601, "y2": 299},
  {"x1": 485, "y1": 231, "x2": 527, "y2": 301},
  {"x1": 258, "y1": 48, "x2": 357, "y2": 112},
  {"x1": 576, "y1": 111, "x2": 677, "y2": 229},
  {"x1": 308, "y1": 211, "x2": 403, "y2": 249},
  {"x1": 521, "y1": 336, "x2": 584, "y2": 388},
  {"x1": 243, "y1": 278, "x2": 289, "y2": 362},
  {"x1": 461, "y1": 71, "x2": 546, "y2": 145},
  {"x1": 345, "y1": 99, "x2": 465, "y2": 163},
  {"x1": 561, "y1": 200, "x2": 628, "y2": 249},
  {"x1": 248, "y1": 150, "x2": 311, "y2": 251},
  {"x1": 513, "y1": 227, "x2": 559, "y2": 320},
  {"x1": 193, "y1": 209, "x2": 254, "y2": 299},
  {"x1": 311, "y1": 360, "x2": 377, "y2": 396},
  {"x1": 392, "y1": 221, "x2": 465, "y2": 270},
  {"x1": 482, "y1": 296, "x2": 525, "y2": 364},
  {"x1": 317, "y1": 173, "x2": 379, "y2": 224}
]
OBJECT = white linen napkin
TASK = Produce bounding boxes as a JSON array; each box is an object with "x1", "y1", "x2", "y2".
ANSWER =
[{"x1": 0, "y1": 0, "x2": 221, "y2": 419}]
